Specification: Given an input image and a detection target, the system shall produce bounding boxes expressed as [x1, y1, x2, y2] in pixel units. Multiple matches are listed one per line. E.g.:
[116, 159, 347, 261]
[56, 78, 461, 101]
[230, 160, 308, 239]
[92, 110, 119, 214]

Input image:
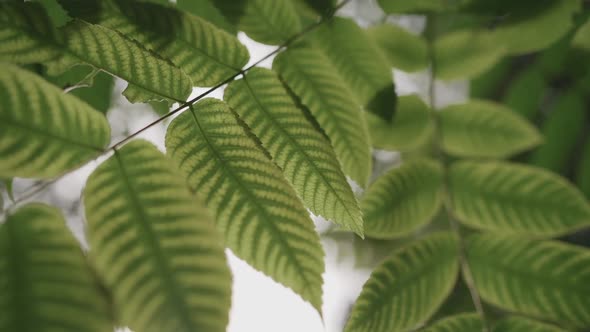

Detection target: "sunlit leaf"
[367, 24, 429, 72]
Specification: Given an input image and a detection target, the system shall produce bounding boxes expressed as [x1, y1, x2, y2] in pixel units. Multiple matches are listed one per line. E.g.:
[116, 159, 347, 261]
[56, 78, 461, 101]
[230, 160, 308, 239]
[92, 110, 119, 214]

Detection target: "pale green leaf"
[362, 159, 443, 239]
[449, 161, 590, 237]
[421, 313, 482, 332]
[165, 98, 325, 312]
[440, 100, 542, 159]
[60, 0, 249, 87]
[345, 233, 459, 332]
[493, 316, 568, 332]
[434, 30, 506, 80]
[572, 18, 590, 51]
[309, 17, 396, 120]
[466, 234, 590, 328]
[84, 140, 231, 332]
[177, 0, 237, 34]
[214, 0, 302, 45]
[0, 63, 110, 179]
[224, 68, 363, 235]
[0, 203, 112, 332]
[367, 24, 429, 72]
[366, 94, 433, 151]
[273, 44, 372, 187]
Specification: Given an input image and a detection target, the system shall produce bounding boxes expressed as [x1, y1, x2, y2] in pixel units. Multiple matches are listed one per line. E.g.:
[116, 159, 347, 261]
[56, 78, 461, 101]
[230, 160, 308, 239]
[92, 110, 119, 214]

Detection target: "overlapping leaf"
[377, 0, 452, 13]
[421, 313, 483, 332]
[224, 68, 363, 235]
[309, 17, 396, 120]
[345, 233, 459, 332]
[440, 100, 542, 159]
[0, 63, 110, 179]
[493, 316, 567, 332]
[449, 161, 590, 237]
[362, 159, 443, 239]
[367, 24, 428, 72]
[84, 140, 231, 332]
[366, 95, 433, 151]
[214, 0, 302, 45]
[466, 234, 590, 328]
[165, 98, 325, 312]
[60, 0, 249, 87]
[0, 203, 112, 332]
[177, 0, 237, 34]
[273, 44, 372, 187]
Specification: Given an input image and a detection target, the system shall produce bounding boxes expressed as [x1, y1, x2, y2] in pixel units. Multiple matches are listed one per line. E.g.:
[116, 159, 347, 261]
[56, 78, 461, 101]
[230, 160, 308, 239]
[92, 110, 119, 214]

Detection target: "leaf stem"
[425, 14, 489, 332]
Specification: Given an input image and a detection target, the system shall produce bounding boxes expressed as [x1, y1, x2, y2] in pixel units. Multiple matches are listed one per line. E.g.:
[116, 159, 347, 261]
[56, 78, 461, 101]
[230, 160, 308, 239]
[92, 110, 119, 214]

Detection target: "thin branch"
[425, 14, 489, 332]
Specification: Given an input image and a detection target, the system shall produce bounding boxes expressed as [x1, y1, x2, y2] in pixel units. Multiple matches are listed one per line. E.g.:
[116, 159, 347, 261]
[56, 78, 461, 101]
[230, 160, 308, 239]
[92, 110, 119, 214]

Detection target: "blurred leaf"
[377, 0, 461, 14]
[421, 313, 483, 332]
[440, 100, 542, 159]
[362, 159, 443, 239]
[575, 137, 590, 199]
[466, 234, 590, 328]
[35, 0, 71, 26]
[572, 18, 590, 51]
[450, 160, 590, 237]
[367, 24, 429, 72]
[177, 0, 237, 34]
[69, 72, 114, 115]
[470, 58, 512, 99]
[493, 316, 568, 332]
[502, 66, 547, 120]
[434, 30, 505, 80]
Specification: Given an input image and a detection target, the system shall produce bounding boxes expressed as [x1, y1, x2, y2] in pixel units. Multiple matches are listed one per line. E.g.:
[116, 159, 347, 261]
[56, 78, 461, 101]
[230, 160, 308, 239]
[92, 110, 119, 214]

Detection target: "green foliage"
[466, 234, 590, 328]
[0, 203, 112, 332]
[576, 138, 590, 198]
[492, 317, 567, 332]
[377, 0, 455, 14]
[439, 100, 542, 159]
[367, 24, 429, 72]
[165, 99, 325, 312]
[422, 313, 483, 332]
[224, 68, 363, 235]
[274, 44, 372, 187]
[502, 67, 547, 120]
[345, 233, 459, 332]
[449, 161, 590, 237]
[362, 159, 443, 239]
[84, 140, 231, 332]
[177, 0, 237, 34]
[0, 63, 110, 179]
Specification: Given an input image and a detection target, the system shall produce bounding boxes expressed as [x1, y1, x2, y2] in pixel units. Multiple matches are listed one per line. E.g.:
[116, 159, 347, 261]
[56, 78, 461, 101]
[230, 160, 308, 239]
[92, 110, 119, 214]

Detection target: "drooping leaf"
[177, 0, 237, 34]
[466, 234, 590, 328]
[60, 0, 249, 87]
[165, 98, 325, 312]
[0, 203, 112, 332]
[434, 30, 506, 80]
[528, 92, 587, 173]
[421, 313, 483, 332]
[366, 95, 433, 152]
[214, 0, 302, 45]
[84, 140, 231, 332]
[367, 24, 429, 72]
[361, 159, 443, 239]
[224, 68, 363, 235]
[440, 100, 542, 159]
[345, 233, 459, 332]
[449, 161, 590, 237]
[493, 316, 568, 332]
[309, 17, 396, 120]
[274, 44, 372, 187]
[0, 63, 110, 179]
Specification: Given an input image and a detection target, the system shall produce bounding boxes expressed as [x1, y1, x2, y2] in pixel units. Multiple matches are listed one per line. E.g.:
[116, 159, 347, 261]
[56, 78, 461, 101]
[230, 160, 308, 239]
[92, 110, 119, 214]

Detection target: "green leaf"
[296, 0, 336, 17]
[528, 92, 587, 173]
[68, 72, 114, 115]
[572, 18, 590, 51]
[274, 44, 372, 187]
[165, 98, 325, 312]
[177, 0, 237, 34]
[60, 0, 249, 87]
[366, 95, 433, 152]
[224, 68, 363, 235]
[493, 316, 568, 332]
[0, 63, 110, 179]
[502, 66, 547, 120]
[377, 0, 454, 13]
[575, 137, 590, 199]
[214, 0, 302, 45]
[466, 234, 590, 328]
[440, 100, 542, 159]
[361, 159, 443, 239]
[0, 203, 112, 332]
[345, 233, 459, 332]
[35, 0, 71, 27]
[489, 0, 581, 55]
[0, 2, 63, 64]
[434, 30, 506, 80]
[367, 24, 429, 72]
[84, 140, 231, 332]
[309, 17, 396, 120]
[449, 160, 590, 237]
[421, 313, 483, 332]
